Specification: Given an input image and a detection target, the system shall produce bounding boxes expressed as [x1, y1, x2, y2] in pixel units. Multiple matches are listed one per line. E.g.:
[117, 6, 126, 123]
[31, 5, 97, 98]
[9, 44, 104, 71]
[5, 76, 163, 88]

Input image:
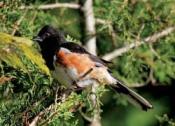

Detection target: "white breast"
[52, 63, 73, 87]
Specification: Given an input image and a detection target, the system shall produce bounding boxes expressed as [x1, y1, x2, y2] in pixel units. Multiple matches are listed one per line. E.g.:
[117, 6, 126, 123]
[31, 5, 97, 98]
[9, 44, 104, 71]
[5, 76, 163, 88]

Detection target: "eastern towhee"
[33, 25, 153, 111]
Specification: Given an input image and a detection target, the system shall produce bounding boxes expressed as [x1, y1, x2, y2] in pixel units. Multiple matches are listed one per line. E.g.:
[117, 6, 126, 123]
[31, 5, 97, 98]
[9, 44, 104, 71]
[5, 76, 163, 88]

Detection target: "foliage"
[157, 114, 175, 126]
[0, 32, 49, 75]
[0, 0, 175, 125]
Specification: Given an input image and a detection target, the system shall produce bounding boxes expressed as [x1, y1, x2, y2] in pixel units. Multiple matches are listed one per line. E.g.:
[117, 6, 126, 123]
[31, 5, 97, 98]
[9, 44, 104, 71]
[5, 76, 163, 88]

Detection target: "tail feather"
[111, 81, 153, 111]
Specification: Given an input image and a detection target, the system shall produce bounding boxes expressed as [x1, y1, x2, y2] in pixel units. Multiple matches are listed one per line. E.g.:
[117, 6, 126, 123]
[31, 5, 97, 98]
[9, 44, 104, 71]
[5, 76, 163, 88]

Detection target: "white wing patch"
[60, 47, 71, 53]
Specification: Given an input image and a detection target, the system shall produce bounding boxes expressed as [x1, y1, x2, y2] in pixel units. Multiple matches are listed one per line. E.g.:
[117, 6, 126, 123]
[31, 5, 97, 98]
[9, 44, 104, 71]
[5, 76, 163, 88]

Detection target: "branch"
[82, 1, 101, 125]
[96, 18, 112, 25]
[11, 9, 28, 35]
[0, 1, 4, 8]
[96, 18, 117, 46]
[102, 26, 175, 61]
[83, 0, 97, 55]
[90, 82, 101, 126]
[20, 3, 81, 10]
[128, 83, 148, 88]
[29, 111, 44, 126]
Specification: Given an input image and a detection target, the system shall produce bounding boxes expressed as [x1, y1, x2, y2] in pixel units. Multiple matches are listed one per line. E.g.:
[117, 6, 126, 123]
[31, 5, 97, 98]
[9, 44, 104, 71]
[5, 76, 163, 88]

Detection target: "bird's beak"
[33, 36, 43, 43]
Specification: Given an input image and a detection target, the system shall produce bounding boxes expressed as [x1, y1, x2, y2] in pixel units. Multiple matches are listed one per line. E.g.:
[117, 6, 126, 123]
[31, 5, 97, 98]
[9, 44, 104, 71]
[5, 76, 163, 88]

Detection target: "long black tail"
[111, 81, 153, 111]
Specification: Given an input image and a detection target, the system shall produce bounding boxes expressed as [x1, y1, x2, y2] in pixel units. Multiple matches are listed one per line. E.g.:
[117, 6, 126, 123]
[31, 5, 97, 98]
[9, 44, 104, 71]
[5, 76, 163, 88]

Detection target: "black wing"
[59, 42, 112, 66]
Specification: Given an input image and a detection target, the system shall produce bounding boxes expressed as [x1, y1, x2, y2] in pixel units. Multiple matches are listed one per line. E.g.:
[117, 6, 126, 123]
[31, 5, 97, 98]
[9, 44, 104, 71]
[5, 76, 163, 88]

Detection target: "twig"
[108, 22, 117, 46]
[30, 88, 81, 126]
[96, 18, 117, 46]
[0, 1, 4, 8]
[83, 0, 97, 55]
[29, 111, 44, 126]
[54, 86, 59, 111]
[102, 26, 175, 61]
[28, 91, 67, 126]
[29, 11, 37, 25]
[20, 3, 81, 10]
[0, 76, 13, 84]
[11, 9, 28, 35]
[39, 95, 82, 126]
[27, 88, 68, 126]
[128, 83, 148, 88]
[23, 112, 30, 126]
[79, 108, 93, 122]
[96, 18, 112, 25]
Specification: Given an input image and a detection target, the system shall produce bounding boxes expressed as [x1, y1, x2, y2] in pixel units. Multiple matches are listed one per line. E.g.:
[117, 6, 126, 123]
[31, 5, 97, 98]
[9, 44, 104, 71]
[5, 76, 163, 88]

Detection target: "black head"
[33, 25, 66, 70]
[33, 25, 65, 45]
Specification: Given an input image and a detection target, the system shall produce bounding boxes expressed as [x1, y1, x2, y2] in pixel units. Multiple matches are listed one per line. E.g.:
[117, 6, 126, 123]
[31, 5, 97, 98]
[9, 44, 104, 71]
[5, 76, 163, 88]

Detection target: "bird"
[33, 25, 153, 111]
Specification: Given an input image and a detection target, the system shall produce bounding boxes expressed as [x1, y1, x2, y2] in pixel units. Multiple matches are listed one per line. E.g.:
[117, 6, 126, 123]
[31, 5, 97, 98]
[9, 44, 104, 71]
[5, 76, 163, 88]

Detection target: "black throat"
[39, 37, 60, 70]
